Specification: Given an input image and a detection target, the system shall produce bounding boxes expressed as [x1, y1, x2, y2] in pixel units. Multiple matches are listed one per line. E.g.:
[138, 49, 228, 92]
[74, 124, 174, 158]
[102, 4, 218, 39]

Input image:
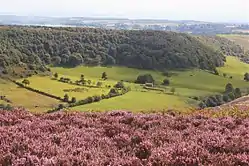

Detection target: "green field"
[1, 56, 249, 112]
[0, 79, 60, 113]
[50, 56, 249, 111]
[17, 76, 111, 100]
[72, 91, 190, 112]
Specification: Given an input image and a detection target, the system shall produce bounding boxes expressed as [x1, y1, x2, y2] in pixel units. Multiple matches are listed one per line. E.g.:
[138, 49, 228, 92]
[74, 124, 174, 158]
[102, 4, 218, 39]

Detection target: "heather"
[1, 109, 249, 165]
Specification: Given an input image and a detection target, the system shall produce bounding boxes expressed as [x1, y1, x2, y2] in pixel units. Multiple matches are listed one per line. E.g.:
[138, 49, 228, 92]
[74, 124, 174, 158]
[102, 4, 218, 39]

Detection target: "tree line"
[0, 26, 228, 76]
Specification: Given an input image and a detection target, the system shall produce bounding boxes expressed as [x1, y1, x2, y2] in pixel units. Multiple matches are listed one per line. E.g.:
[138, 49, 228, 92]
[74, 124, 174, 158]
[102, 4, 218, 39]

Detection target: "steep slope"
[196, 35, 249, 62]
[0, 26, 225, 76]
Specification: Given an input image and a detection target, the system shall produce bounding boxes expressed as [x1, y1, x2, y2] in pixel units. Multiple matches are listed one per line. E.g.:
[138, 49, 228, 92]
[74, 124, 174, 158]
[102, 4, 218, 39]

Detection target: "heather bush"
[1, 109, 249, 165]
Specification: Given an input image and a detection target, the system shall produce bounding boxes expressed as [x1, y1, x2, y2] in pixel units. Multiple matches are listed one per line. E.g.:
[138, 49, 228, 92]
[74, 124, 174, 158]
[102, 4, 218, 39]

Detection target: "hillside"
[196, 35, 246, 57]
[219, 34, 249, 50]
[0, 26, 225, 76]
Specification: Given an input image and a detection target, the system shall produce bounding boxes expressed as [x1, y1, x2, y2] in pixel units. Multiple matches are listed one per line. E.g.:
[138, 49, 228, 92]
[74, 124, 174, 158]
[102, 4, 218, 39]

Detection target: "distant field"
[52, 66, 164, 83]
[218, 34, 249, 50]
[0, 79, 60, 112]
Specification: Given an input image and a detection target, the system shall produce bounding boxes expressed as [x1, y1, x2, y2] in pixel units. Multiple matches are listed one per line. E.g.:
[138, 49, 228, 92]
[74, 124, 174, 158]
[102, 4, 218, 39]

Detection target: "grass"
[0, 55, 248, 113]
[0, 79, 60, 113]
[72, 91, 190, 112]
[52, 66, 164, 83]
[17, 76, 111, 100]
[218, 56, 249, 78]
[50, 56, 249, 112]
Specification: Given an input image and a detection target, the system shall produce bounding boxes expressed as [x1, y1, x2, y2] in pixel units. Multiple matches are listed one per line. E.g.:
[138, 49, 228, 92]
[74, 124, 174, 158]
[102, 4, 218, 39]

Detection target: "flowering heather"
[1, 109, 249, 165]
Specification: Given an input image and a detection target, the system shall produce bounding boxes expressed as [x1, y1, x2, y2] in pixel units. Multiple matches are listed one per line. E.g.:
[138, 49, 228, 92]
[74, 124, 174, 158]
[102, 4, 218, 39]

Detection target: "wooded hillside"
[0, 26, 227, 75]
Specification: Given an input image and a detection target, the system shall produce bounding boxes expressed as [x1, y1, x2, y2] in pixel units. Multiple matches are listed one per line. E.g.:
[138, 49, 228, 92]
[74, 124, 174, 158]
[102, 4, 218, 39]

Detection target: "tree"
[228, 92, 235, 100]
[71, 97, 77, 103]
[215, 95, 224, 105]
[225, 83, 234, 93]
[102, 72, 107, 80]
[162, 79, 170, 86]
[87, 80, 91, 85]
[67, 53, 83, 67]
[223, 94, 229, 102]
[80, 74, 84, 81]
[109, 88, 118, 95]
[58, 104, 64, 110]
[170, 87, 176, 94]
[22, 79, 30, 86]
[114, 81, 125, 89]
[96, 82, 103, 87]
[63, 94, 69, 102]
[244, 73, 249, 81]
[234, 88, 242, 98]
[135, 74, 154, 84]
[54, 73, 58, 79]
[213, 68, 219, 75]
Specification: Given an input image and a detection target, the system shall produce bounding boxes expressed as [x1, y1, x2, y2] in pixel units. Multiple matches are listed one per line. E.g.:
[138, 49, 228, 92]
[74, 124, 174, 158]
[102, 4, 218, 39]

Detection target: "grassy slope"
[0, 56, 246, 113]
[218, 34, 249, 50]
[51, 56, 249, 112]
[0, 79, 60, 113]
[218, 56, 249, 79]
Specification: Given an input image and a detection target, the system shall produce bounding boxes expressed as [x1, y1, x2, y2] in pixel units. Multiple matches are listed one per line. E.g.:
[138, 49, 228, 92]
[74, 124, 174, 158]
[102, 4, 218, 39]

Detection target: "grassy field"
[52, 66, 164, 83]
[72, 91, 191, 112]
[218, 56, 249, 78]
[50, 56, 249, 112]
[16, 76, 111, 100]
[0, 79, 60, 113]
[218, 34, 249, 50]
[1, 56, 249, 112]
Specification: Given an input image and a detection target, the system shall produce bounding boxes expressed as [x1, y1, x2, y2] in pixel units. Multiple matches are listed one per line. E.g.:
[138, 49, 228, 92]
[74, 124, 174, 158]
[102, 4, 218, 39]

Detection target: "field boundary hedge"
[12, 80, 65, 102]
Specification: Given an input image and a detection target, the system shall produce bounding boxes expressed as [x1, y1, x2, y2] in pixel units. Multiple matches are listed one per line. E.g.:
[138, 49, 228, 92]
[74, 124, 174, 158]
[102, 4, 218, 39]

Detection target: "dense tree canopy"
[0, 26, 228, 75]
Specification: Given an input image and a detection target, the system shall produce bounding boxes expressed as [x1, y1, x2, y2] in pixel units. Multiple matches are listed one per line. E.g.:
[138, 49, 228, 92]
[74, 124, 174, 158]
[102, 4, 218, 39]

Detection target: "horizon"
[0, 0, 248, 23]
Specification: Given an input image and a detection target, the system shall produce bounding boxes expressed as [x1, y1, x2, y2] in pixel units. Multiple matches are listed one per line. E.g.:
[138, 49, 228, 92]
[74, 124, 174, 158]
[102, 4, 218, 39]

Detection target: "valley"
[1, 55, 249, 112]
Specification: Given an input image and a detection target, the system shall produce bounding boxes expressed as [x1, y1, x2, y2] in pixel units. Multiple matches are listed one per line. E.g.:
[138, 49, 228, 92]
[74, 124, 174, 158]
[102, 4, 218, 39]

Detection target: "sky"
[0, 0, 248, 22]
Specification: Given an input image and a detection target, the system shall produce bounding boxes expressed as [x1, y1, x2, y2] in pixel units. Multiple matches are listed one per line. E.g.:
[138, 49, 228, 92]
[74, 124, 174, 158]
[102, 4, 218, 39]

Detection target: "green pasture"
[72, 91, 191, 112]
[1, 56, 249, 112]
[0, 79, 60, 112]
[17, 76, 111, 101]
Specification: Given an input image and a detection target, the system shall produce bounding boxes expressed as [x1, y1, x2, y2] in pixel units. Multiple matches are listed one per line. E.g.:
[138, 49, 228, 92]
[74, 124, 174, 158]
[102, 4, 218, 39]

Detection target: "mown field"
[1, 56, 249, 112]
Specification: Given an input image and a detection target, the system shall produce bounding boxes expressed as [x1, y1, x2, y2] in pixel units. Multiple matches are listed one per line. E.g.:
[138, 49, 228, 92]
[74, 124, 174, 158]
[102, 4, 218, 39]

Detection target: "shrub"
[114, 81, 125, 89]
[234, 88, 242, 98]
[135, 74, 154, 84]
[244, 73, 249, 81]
[71, 97, 77, 103]
[225, 83, 234, 93]
[63, 94, 69, 102]
[223, 94, 229, 102]
[162, 79, 170, 86]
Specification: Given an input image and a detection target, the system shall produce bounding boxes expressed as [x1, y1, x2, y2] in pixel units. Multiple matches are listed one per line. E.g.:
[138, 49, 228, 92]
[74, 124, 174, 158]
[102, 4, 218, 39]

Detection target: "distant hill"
[0, 26, 226, 76]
